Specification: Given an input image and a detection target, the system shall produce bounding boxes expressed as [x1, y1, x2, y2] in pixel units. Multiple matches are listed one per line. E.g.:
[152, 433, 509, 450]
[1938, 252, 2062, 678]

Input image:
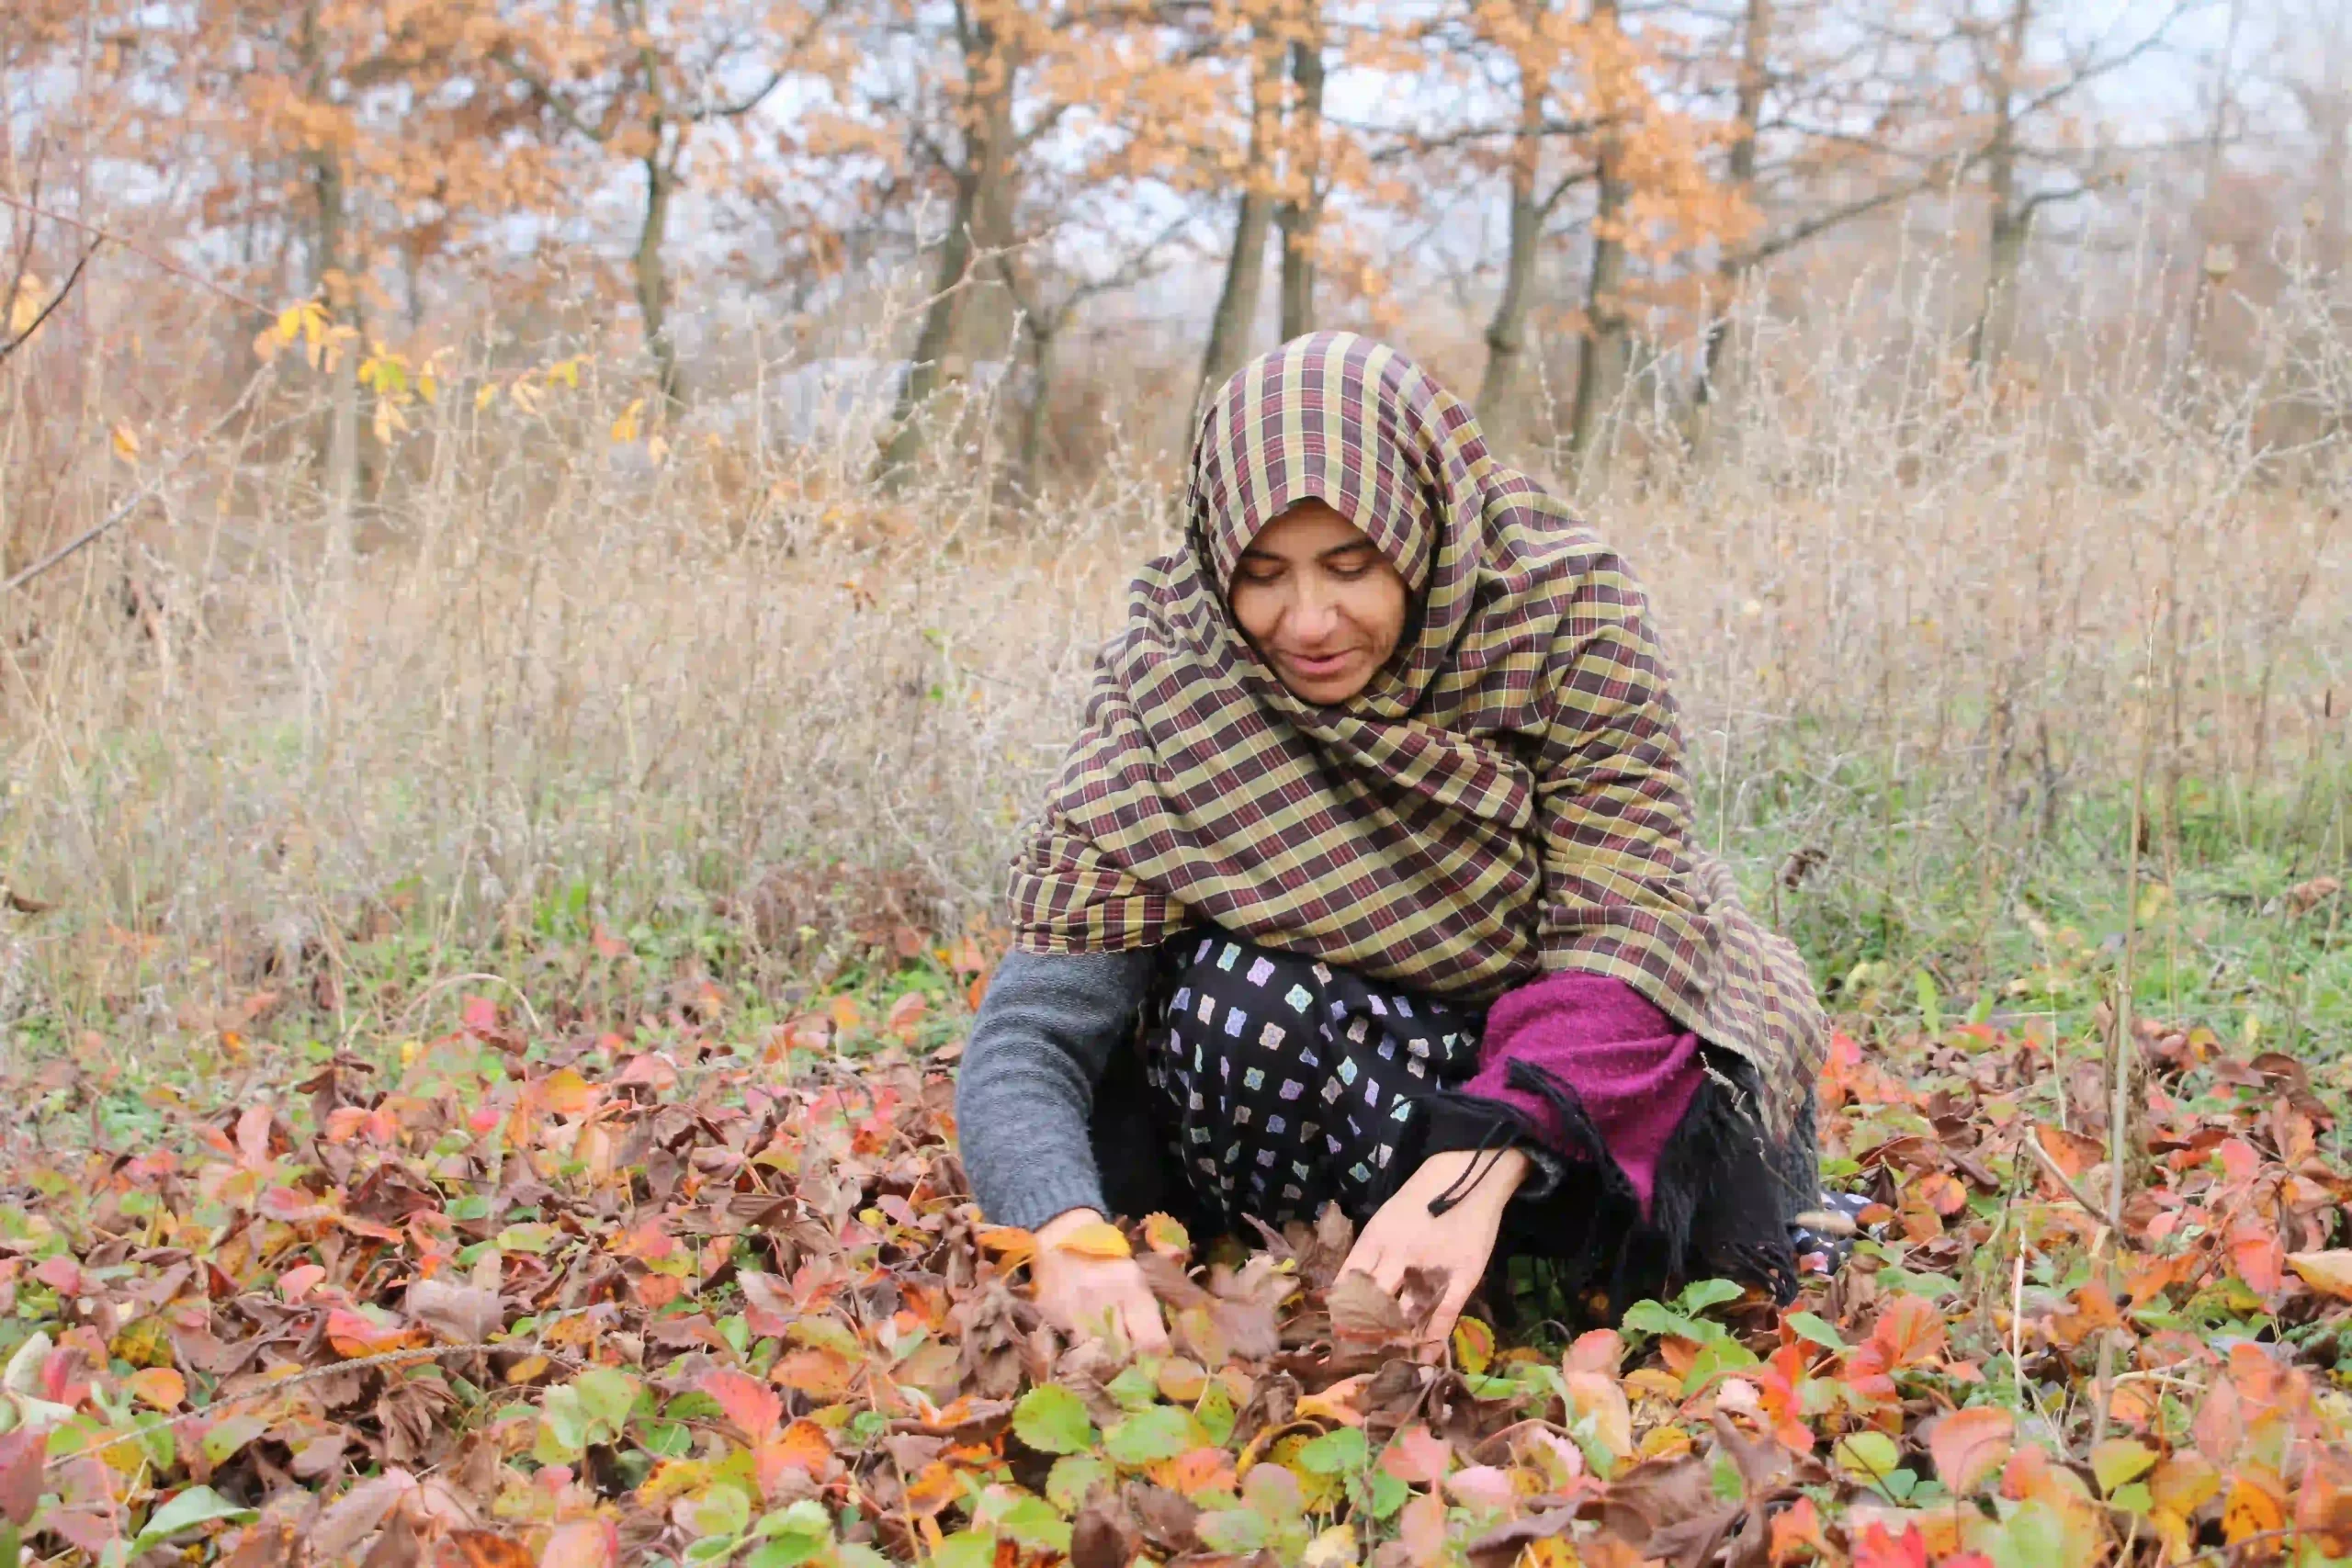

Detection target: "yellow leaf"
[503, 1354, 551, 1383]
[2288, 1249, 2352, 1300]
[610, 397, 643, 444]
[475, 382, 500, 410]
[7, 273, 43, 334]
[537, 1067, 597, 1117]
[1053, 1221, 1133, 1260]
[646, 434, 669, 464]
[111, 423, 140, 459]
[1141, 1212, 1192, 1260]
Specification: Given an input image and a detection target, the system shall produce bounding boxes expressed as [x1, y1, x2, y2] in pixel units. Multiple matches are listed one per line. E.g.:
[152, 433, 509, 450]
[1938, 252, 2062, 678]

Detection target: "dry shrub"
[0, 246, 2346, 1032]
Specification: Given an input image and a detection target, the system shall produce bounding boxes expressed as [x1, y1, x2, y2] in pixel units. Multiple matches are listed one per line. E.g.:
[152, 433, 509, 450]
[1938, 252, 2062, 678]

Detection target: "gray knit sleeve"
[955, 948, 1159, 1231]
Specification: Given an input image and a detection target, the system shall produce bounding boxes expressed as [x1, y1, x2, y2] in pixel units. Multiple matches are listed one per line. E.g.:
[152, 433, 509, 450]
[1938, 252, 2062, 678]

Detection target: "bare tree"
[495, 0, 835, 408]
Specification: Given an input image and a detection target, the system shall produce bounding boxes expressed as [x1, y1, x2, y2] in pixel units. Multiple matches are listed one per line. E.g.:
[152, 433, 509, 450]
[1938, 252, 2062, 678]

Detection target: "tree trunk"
[300, 1, 357, 578]
[956, 71, 1022, 367]
[1697, 0, 1769, 410]
[1478, 25, 1545, 443]
[1969, 0, 2031, 371]
[1013, 313, 1057, 493]
[1567, 2, 1630, 474]
[879, 11, 1018, 481]
[1275, 28, 1324, 342]
[2185, 0, 2242, 359]
[1199, 35, 1283, 400]
[635, 148, 684, 407]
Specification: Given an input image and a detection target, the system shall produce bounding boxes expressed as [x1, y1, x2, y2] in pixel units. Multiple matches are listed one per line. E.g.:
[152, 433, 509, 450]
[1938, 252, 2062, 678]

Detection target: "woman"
[956, 333, 1828, 1352]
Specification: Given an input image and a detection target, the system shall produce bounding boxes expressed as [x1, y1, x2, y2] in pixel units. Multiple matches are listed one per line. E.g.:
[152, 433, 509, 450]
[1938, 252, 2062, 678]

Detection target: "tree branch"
[0, 239, 96, 363]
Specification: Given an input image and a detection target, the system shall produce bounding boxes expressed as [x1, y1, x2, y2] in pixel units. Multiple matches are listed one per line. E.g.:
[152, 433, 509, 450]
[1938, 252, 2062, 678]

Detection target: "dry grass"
[2, 246, 2346, 1048]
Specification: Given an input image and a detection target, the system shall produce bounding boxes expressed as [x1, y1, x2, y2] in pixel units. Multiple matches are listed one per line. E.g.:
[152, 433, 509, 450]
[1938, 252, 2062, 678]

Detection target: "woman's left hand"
[1338, 1146, 1531, 1351]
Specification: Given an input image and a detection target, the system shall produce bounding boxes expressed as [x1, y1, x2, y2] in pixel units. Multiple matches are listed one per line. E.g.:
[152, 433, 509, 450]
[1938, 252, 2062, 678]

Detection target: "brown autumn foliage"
[3, 970, 2352, 1565]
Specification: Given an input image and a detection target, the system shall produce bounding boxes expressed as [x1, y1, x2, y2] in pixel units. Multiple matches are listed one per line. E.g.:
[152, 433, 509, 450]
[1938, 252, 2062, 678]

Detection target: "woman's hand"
[1030, 1208, 1170, 1354]
[1339, 1147, 1531, 1350]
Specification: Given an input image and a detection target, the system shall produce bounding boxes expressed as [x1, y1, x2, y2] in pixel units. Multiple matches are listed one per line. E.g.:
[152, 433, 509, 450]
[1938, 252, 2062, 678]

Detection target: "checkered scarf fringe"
[1005, 333, 1822, 1140]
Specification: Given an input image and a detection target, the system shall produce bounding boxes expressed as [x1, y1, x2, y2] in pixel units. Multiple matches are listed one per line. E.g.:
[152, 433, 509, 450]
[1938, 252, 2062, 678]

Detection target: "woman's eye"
[1328, 559, 1374, 581]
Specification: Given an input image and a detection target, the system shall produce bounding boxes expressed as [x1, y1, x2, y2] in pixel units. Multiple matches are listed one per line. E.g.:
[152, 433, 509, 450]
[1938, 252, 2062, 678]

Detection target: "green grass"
[1707, 751, 2348, 1059]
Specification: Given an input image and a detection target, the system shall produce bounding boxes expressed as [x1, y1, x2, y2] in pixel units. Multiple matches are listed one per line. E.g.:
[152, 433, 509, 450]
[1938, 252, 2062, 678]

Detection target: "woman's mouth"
[1280, 649, 1355, 681]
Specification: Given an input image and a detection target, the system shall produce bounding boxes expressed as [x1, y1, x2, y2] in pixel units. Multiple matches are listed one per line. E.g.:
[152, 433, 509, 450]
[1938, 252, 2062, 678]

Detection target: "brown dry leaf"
[1592, 1452, 1718, 1551]
[2284, 875, 2343, 917]
[404, 1279, 503, 1344]
[1328, 1269, 1410, 1343]
[1069, 1493, 1140, 1568]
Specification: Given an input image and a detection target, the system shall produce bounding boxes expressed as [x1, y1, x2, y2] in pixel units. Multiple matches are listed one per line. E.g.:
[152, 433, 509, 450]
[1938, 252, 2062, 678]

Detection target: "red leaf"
[1379, 1423, 1454, 1486]
[700, 1368, 782, 1440]
[0, 1429, 40, 1526]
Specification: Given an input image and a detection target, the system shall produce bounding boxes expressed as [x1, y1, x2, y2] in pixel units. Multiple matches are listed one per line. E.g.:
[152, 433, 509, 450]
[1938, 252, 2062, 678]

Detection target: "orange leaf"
[885, 992, 929, 1041]
[1914, 1170, 1968, 1217]
[123, 1368, 186, 1410]
[1928, 1405, 2013, 1495]
[325, 1307, 425, 1359]
[1869, 1294, 1947, 1369]
[2222, 1468, 2287, 1545]
[754, 1420, 836, 1495]
[438, 1530, 533, 1568]
[2229, 1225, 2285, 1294]
[975, 1226, 1037, 1273]
[2033, 1123, 2104, 1180]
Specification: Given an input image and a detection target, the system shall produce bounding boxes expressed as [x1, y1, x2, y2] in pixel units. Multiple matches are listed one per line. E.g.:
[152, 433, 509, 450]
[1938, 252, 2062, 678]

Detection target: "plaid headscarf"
[1007, 333, 1821, 1136]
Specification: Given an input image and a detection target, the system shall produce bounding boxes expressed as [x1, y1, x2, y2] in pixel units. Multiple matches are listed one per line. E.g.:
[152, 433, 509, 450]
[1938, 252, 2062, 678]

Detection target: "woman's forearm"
[953, 947, 1156, 1232]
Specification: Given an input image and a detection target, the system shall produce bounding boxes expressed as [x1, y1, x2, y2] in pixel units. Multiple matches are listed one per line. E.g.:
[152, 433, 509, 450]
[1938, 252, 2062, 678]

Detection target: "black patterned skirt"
[1086, 928, 1831, 1318]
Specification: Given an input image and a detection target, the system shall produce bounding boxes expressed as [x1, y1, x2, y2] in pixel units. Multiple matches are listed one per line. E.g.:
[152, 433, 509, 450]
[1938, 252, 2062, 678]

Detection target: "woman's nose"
[1286, 586, 1340, 641]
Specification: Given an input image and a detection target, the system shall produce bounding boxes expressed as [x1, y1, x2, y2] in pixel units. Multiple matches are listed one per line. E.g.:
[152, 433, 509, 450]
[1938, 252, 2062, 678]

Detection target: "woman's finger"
[1122, 1297, 1171, 1354]
[1422, 1277, 1478, 1356]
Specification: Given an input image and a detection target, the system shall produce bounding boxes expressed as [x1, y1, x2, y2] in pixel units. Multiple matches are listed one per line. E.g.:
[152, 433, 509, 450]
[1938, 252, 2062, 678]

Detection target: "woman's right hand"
[1031, 1208, 1170, 1354]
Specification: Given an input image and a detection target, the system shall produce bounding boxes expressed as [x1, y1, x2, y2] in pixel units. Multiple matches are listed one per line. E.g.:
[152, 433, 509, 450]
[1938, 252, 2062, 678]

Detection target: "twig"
[386, 971, 546, 1038]
[4, 367, 273, 594]
[2095, 593, 2160, 1449]
[1, 477, 168, 593]
[0, 239, 98, 363]
[43, 1326, 590, 1472]
[0, 192, 273, 316]
[2023, 1129, 2109, 1224]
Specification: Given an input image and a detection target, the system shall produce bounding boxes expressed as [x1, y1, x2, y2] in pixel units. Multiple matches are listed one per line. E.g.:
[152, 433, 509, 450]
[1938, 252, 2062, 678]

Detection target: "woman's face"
[1226, 501, 1410, 705]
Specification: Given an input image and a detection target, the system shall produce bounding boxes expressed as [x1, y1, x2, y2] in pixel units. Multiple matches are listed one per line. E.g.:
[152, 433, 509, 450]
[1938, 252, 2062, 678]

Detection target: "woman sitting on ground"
[956, 332, 1829, 1351]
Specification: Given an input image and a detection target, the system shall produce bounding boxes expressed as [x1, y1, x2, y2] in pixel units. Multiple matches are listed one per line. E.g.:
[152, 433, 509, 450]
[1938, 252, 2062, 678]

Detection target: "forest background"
[0, 0, 2350, 1562]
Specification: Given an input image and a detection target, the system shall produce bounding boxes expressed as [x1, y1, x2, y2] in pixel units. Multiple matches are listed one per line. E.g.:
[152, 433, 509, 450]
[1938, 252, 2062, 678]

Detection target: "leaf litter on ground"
[2, 996, 2351, 1565]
